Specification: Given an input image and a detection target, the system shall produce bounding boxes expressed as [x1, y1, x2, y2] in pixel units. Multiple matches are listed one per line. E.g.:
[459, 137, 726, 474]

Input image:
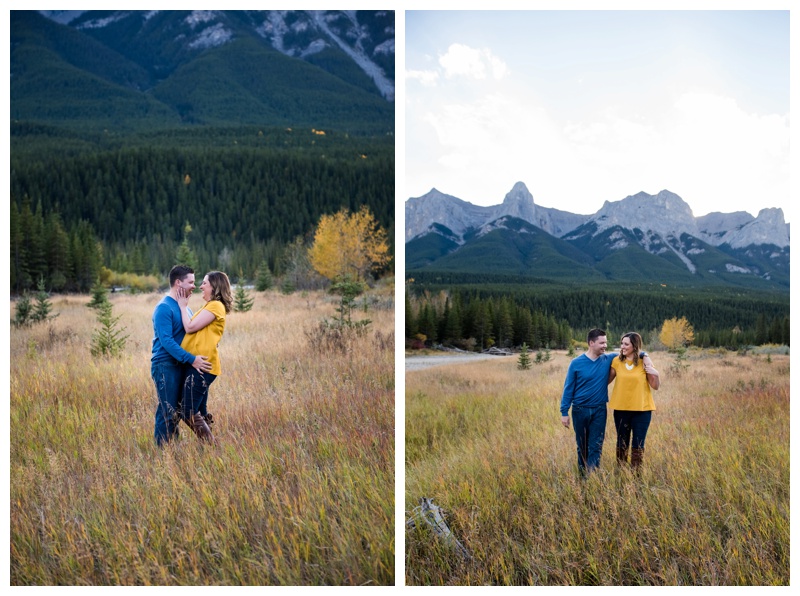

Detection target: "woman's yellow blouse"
[180, 300, 226, 376]
[609, 357, 656, 411]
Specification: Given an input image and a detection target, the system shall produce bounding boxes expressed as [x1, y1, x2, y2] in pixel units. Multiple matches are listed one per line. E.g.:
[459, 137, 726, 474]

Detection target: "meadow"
[10, 286, 394, 585]
[405, 349, 789, 585]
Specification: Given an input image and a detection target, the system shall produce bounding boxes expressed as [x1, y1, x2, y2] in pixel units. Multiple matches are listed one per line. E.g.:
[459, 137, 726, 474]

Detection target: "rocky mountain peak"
[497, 181, 536, 222]
[591, 189, 698, 238]
[720, 207, 789, 249]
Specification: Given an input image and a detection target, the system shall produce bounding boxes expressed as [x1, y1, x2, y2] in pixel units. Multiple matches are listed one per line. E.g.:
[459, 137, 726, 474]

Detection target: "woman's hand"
[177, 287, 190, 309]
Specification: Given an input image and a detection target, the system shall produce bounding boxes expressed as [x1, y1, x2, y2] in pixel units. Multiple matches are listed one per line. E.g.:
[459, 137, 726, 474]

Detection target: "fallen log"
[406, 497, 472, 561]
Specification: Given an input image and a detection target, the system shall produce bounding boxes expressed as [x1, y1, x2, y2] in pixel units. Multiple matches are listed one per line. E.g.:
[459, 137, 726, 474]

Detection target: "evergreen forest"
[406, 272, 789, 351]
[10, 126, 394, 293]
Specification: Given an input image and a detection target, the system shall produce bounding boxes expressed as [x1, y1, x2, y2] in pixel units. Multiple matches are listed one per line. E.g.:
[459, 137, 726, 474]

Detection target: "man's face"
[588, 335, 607, 356]
[176, 274, 196, 294]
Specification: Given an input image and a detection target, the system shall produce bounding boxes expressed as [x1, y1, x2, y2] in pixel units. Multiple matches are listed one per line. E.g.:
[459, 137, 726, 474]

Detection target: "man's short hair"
[169, 265, 194, 287]
[587, 328, 607, 344]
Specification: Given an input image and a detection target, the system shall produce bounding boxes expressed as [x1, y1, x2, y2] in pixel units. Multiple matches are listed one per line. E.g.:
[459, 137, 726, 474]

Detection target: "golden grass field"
[10, 286, 394, 585]
[405, 349, 789, 585]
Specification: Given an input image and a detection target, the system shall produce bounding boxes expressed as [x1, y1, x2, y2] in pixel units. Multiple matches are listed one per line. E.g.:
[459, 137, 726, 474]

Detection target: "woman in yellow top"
[177, 271, 233, 443]
[608, 332, 660, 470]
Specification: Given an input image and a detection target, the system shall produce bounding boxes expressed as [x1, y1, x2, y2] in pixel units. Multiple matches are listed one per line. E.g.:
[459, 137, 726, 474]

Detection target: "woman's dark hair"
[619, 332, 643, 366]
[206, 271, 233, 314]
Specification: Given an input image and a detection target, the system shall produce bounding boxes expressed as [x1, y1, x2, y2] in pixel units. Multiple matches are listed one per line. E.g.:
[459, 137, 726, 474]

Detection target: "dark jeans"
[571, 404, 607, 473]
[614, 410, 652, 451]
[152, 360, 183, 446]
[181, 367, 217, 423]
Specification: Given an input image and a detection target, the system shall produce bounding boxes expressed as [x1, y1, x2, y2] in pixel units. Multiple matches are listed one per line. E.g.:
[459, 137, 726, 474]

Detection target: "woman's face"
[200, 276, 212, 301]
[620, 336, 634, 358]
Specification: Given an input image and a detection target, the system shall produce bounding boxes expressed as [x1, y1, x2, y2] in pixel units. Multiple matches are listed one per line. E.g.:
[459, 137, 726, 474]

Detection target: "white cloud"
[408, 86, 789, 218]
[406, 69, 440, 87]
[438, 43, 509, 80]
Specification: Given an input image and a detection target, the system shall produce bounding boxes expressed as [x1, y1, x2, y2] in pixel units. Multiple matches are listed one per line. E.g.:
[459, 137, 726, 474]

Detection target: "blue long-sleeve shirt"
[559, 353, 615, 416]
[151, 295, 195, 366]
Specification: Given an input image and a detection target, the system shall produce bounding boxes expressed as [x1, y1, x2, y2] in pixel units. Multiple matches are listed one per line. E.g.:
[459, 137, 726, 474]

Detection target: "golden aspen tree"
[659, 316, 695, 350]
[308, 206, 390, 281]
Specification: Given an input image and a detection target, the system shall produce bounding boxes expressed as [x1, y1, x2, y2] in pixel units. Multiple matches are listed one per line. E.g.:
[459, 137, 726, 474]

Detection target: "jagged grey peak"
[494, 181, 538, 223]
[718, 208, 789, 249]
[697, 211, 754, 244]
[405, 182, 589, 242]
[590, 190, 700, 239]
[405, 188, 493, 242]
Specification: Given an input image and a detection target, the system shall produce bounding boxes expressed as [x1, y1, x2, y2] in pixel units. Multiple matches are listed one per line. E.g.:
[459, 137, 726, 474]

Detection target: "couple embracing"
[560, 328, 661, 475]
[151, 264, 233, 446]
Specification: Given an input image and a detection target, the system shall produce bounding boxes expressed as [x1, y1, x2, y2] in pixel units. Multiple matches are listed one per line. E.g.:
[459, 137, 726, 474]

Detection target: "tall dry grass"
[11, 287, 394, 585]
[405, 350, 789, 585]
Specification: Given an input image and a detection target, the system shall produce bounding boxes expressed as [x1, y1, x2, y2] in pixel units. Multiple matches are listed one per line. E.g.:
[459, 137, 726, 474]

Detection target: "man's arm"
[560, 362, 576, 427]
[153, 304, 205, 367]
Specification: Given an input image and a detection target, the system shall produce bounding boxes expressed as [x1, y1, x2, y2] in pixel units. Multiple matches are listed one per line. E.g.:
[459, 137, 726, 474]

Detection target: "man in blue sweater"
[151, 265, 211, 446]
[560, 328, 615, 474]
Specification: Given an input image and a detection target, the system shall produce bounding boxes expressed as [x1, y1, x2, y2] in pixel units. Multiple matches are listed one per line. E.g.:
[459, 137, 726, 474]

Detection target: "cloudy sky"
[405, 9, 791, 221]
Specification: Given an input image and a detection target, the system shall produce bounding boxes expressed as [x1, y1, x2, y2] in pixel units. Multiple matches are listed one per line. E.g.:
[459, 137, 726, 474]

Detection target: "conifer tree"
[280, 277, 296, 295]
[175, 222, 197, 271]
[517, 343, 532, 370]
[91, 301, 129, 358]
[234, 285, 254, 312]
[32, 276, 57, 323]
[255, 262, 274, 291]
[87, 278, 110, 310]
[13, 292, 33, 327]
[405, 293, 418, 339]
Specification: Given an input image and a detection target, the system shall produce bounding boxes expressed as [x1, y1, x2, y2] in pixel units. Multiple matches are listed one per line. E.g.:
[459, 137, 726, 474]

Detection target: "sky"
[405, 9, 791, 221]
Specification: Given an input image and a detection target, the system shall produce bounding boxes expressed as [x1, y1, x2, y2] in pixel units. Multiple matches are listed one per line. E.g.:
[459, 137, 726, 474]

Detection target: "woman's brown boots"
[187, 412, 216, 444]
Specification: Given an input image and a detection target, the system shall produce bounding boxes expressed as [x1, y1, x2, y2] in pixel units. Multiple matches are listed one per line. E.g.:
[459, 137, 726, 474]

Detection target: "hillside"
[11, 10, 394, 135]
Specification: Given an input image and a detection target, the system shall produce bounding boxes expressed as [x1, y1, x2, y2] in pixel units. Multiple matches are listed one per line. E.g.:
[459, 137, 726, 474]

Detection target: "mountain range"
[405, 182, 790, 289]
[11, 10, 394, 134]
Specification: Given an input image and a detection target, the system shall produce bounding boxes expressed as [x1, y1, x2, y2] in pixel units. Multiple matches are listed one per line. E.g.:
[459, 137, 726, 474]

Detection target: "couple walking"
[560, 328, 661, 474]
[151, 265, 233, 446]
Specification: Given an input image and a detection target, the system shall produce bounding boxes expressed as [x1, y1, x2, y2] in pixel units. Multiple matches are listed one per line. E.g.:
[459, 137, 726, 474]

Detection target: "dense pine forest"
[406, 272, 789, 350]
[10, 126, 394, 293]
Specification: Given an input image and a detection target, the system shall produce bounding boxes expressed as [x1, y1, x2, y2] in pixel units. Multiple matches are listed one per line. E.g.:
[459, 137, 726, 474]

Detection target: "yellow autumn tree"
[660, 316, 695, 351]
[308, 206, 391, 281]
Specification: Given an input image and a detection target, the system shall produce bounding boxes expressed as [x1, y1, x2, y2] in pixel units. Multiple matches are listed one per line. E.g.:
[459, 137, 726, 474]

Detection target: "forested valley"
[406, 273, 790, 351]
[10, 126, 394, 293]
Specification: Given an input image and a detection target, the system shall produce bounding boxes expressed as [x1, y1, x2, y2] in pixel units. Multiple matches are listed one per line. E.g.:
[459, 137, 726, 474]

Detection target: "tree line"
[406, 282, 790, 350]
[406, 291, 573, 351]
[10, 141, 394, 293]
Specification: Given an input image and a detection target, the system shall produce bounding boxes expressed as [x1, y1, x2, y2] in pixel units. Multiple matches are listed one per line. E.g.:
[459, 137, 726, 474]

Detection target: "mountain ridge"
[405, 182, 789, 289]
[12, 10, 394, 135]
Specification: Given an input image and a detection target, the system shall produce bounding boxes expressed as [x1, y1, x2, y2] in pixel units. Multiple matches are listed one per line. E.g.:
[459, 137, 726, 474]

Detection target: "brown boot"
[188, 412, 216, 444]
[616, 447, 629, 466]
[631, 448, 644, 472]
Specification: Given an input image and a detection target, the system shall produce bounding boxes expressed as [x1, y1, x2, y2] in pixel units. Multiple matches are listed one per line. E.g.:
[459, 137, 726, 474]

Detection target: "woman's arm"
[608, 367, 616, 385]
[177, 292, 216, 334]
[184, 308, 215, 334]
[643, 355, 660, 390]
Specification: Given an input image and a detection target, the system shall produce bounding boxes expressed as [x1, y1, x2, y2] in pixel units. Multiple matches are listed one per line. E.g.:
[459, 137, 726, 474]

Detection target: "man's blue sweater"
[151, 295, 195, 366]
[560, 353, 615, 416]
